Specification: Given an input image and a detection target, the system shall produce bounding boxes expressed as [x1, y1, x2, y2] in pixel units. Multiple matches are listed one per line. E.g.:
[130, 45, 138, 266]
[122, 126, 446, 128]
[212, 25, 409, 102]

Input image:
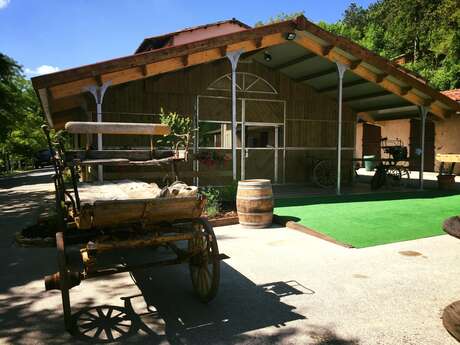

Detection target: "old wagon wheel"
[385, 166, 402, 187]
[398, 167, 410, 188]
[74, 305, 136, 343]
[313, 160, 336, 188]
[56, 231, 73, 332]
[188, 218, 220, 303]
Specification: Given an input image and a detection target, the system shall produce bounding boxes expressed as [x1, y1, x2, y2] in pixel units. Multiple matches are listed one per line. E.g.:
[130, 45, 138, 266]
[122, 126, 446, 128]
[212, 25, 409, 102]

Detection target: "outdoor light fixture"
[285, 32, 296, 41]
[264, 51, 272, 62]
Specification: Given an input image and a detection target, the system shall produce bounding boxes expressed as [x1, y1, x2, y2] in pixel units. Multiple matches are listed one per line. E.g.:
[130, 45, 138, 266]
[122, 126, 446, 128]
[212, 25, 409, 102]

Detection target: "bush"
[199, 186, 220, 218]
[219, 181, 238, 202]
[156, 110, 192, 150]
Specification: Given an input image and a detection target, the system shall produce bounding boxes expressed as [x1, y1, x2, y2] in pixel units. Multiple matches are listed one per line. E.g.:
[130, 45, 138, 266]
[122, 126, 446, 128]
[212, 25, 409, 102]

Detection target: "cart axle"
[44, 252, 229, 292]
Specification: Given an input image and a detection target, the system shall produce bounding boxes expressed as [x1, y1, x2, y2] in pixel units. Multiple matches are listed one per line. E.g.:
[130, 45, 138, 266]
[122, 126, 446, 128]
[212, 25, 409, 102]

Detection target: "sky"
[0, 0, 374, 78]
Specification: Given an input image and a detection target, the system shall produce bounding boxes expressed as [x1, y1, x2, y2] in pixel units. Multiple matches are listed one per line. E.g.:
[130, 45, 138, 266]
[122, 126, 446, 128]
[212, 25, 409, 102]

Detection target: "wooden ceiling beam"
[140, 65, 148, 76]
[240, 47, 264, 61]
[318, 79, 369, 93]
[400, 86, 412, 95]
[219, 45, 227, 57]
[49, 77, 97, 99]
[271, 52, 316, 70]
[181, 55, 188, 66]
[50, 95, 84, 113]
[357, 103, 413, 113]
[295, 67, 337, 82]
[344, 91, 390, 102]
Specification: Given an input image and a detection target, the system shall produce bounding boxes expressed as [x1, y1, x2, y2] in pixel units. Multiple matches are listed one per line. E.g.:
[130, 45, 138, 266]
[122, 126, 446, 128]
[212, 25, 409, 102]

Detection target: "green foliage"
[254, 11, 305, 27]
[0, 53, 47, 170]
[156, 110, 192, 149]
[199, 186, 220, 218]
[320, 0, 460, 90]
[219, 180, 238, 202]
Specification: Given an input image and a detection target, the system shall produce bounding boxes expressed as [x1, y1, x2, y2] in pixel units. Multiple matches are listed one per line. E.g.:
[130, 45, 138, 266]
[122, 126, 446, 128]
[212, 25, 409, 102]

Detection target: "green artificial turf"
[275, 191, 460, 248]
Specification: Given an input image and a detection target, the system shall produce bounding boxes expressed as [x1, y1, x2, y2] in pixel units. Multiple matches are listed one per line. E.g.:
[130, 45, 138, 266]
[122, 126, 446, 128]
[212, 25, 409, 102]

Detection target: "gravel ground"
[0, 169, 459, 344]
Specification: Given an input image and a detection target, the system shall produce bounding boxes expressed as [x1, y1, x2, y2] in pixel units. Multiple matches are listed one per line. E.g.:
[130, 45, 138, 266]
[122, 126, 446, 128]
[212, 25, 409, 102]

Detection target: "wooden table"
[436, 153, 460, 175]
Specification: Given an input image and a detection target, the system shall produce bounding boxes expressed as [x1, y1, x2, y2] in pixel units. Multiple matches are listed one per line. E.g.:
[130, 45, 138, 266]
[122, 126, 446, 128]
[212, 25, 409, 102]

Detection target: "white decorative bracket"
[84, 81, 111, 182]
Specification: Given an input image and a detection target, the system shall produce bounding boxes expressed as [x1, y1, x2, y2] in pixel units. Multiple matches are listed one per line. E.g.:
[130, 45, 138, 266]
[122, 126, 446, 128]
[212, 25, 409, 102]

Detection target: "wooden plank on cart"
[436, 154, 460, 163]
[75, 196, 205, 229]
[65, 121, 171, 136]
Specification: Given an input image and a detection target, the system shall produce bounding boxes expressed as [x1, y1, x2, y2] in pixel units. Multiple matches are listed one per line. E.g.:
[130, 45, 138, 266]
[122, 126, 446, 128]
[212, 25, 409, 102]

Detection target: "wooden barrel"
[236, 179, 273, 228]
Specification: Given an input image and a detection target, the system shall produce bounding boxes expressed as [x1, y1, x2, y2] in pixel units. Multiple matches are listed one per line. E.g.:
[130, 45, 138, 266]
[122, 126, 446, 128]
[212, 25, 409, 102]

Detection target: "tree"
[0, 53, 23, 142]
[0, 53, 47, 171]
[318, 0, 459, 90]
[254, 11, 305, 27]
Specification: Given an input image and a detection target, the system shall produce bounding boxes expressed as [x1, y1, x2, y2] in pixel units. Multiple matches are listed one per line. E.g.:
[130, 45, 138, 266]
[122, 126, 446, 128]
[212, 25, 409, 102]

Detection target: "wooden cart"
[42, 122, 221, 332]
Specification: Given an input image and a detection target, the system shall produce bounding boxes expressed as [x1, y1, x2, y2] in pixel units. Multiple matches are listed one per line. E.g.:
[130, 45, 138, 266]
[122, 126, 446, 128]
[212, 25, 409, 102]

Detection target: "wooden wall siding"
[285, 150, 354, 183]
[286, 120, 354, 148]
[198, 97, 242, 122]
[245, 100, 284, 123]
[82, 58, 356, 184]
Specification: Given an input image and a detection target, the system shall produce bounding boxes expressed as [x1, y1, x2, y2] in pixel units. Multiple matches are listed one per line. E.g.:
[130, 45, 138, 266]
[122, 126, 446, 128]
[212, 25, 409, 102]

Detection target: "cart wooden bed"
[42, 122, 221, 333]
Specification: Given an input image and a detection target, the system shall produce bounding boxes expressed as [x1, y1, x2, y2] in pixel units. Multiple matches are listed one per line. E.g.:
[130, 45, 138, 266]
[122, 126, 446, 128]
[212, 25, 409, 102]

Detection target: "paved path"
[0, 170, 459, 344]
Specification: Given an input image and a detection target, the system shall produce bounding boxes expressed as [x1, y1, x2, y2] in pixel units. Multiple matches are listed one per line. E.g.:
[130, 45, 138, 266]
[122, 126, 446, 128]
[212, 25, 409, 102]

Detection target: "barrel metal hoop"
[237, 186, 272, 190]
[237, 211, 273, 216]
[236, 195, 273, 200]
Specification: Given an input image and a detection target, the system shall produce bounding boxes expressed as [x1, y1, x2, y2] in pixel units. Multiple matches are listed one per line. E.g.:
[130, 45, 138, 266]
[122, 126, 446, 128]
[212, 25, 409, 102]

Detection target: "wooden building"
[31, 16, 460, 191]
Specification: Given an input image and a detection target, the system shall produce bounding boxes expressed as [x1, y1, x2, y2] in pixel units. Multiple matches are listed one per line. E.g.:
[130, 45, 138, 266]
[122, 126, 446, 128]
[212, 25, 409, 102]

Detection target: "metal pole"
[336, 62, 347, 195]
[227, 50, 243, 181]
[418, 106, 428, 190]
[86, 82, 111, 182]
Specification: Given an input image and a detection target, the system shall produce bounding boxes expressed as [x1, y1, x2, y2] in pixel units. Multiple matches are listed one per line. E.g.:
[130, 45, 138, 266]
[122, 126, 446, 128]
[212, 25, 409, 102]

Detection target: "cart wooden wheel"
[399, 167, 410, 188]
[56, 231, 73, 332]
[188, 218, 220, 303]
[313, 159, 336, 188]
[385, 166, 402, 187]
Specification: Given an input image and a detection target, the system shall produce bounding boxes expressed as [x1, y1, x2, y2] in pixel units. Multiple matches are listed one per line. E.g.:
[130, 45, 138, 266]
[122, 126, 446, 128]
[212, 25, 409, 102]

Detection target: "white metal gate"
[196, 95, 286, 185]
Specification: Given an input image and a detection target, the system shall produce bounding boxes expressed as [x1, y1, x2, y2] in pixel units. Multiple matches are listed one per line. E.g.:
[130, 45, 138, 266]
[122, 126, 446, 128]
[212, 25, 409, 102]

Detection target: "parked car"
[34, 149, 52, 168]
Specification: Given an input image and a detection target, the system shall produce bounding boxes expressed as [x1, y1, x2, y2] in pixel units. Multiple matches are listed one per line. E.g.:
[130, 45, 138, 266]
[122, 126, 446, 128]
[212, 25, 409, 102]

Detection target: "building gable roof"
[31, 15, 460, 127]
[135, 18, 251, 54]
